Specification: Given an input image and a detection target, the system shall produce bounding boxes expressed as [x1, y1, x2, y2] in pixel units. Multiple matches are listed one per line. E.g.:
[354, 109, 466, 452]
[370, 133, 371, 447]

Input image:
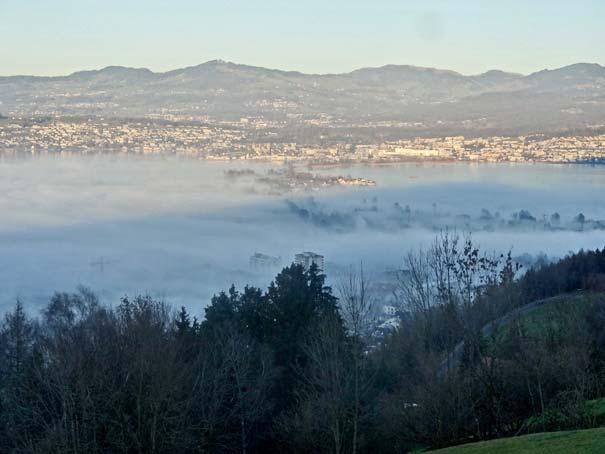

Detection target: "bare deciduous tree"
[338, 264, 376, 454]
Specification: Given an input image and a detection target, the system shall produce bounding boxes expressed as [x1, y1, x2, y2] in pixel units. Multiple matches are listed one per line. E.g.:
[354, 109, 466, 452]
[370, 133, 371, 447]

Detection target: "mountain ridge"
[2, 60, 603, 80]
[2, 60, 605, 135]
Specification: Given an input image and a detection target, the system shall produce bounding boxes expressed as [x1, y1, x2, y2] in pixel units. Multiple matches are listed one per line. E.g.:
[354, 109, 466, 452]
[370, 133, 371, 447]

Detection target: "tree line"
[1, 233, 605, 453]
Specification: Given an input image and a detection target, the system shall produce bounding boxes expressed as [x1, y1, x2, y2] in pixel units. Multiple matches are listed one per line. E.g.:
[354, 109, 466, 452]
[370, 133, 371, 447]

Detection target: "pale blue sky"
[1, 0, 604, 76]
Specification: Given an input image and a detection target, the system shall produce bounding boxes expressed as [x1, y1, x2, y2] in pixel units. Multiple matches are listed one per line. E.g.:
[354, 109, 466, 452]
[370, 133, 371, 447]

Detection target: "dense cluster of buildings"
[352, 135, 605, 163]
[0, 119, 243, 156]
[1, 118, 604, 164]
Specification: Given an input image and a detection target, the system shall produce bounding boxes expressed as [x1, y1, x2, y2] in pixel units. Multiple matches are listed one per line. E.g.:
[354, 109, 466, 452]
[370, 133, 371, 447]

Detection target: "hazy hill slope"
[440, 291, 603, 375]
[1, 61, 605, 133]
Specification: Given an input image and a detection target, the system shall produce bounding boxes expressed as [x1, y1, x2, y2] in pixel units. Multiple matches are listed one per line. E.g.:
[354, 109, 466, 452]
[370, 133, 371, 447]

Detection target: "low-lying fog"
[2, 155, 604, 313]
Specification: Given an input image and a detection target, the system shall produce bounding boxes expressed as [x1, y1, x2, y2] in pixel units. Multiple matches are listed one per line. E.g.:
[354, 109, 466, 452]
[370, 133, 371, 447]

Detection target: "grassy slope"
[518, 292, 602, 334]
[493, 291, 603, 345]
[431, 294, 605, 452]
[430, 427, 605, 453]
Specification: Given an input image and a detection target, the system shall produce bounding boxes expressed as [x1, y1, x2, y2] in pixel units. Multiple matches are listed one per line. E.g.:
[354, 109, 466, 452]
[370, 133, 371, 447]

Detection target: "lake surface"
[1, 155, 604, 313]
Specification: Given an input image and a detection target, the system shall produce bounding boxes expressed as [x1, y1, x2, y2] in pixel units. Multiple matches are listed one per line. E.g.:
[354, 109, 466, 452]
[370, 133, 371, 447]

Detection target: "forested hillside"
[1, 235, 605, 453]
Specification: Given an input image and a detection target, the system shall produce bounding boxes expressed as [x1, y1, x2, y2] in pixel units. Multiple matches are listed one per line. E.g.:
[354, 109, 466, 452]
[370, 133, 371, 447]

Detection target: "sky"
[1, 0, 604, 76]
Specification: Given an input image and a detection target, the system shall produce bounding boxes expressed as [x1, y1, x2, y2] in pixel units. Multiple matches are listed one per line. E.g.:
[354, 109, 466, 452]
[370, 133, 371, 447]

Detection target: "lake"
[1, 155, 604, 313]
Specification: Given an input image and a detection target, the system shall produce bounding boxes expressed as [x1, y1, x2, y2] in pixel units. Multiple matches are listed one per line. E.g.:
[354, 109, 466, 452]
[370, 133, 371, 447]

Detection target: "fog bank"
[1, 156, 604, 313]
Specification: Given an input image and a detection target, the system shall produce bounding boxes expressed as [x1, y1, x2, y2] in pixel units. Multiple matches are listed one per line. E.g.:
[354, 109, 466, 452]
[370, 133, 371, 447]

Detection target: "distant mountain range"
[2, 61, 605, 135]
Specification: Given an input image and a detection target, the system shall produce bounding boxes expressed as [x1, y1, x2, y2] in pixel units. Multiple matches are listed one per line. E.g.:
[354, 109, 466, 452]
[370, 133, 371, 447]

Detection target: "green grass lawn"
[430, 427, 605, 453]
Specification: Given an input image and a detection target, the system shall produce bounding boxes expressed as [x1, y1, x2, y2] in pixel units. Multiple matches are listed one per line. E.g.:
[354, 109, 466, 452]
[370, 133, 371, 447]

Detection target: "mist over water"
[2, 155, 604, 313]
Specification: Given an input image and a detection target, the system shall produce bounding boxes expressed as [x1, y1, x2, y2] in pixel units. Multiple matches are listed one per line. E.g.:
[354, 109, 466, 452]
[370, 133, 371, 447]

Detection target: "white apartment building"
[294, 252, 324, 271]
